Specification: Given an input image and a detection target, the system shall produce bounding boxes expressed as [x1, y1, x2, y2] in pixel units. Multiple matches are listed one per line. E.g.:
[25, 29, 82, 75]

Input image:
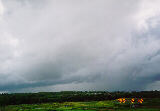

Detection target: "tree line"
[0, 90, 159, 106]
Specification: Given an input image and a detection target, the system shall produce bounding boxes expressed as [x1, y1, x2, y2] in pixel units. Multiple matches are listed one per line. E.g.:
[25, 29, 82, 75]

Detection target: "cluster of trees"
[0, 90, 159, 106]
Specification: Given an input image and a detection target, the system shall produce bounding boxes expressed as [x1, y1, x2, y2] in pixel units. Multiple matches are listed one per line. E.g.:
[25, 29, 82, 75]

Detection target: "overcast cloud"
[0, 0, 160, 92]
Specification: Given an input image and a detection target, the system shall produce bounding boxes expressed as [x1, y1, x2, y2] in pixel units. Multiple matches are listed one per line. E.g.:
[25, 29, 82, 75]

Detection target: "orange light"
[122, 98, 126, 103]
[138, 98, 143, 104]
[117, 98, 126, 103]
[117, 98, 123, 103]
[131, 98, 135, 103]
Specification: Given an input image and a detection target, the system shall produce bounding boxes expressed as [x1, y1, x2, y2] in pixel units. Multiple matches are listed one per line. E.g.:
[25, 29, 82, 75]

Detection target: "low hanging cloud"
[0, 0, 160, 92]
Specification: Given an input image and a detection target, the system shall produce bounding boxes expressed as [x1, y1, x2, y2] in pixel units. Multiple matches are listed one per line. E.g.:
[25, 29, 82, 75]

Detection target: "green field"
[2, 98, 160, 111]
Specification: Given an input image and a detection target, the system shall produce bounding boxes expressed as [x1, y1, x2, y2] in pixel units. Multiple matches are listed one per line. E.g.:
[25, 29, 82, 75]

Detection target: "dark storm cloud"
[0, 0, 160, 92]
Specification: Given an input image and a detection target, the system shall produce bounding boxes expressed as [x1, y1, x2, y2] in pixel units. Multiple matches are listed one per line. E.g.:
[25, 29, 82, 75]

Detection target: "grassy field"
[3, 98, 160, 111]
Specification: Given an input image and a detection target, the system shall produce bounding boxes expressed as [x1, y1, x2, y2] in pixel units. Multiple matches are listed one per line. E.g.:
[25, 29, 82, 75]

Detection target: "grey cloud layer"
[0, 0, 160, 92]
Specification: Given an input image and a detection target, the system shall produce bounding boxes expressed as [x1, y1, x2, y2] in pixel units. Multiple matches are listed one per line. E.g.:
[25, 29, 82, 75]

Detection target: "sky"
[0, 0, 160, 92]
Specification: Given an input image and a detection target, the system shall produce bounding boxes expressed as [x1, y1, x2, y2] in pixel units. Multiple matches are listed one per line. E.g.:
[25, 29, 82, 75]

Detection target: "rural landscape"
[0, 91, 160, 111]
[1, 0, 160, 111]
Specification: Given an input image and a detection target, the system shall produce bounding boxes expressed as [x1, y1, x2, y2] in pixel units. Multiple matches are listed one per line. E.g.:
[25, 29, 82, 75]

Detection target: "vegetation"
[3, 98, 160, 111]
[0, 91, 159, 110]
